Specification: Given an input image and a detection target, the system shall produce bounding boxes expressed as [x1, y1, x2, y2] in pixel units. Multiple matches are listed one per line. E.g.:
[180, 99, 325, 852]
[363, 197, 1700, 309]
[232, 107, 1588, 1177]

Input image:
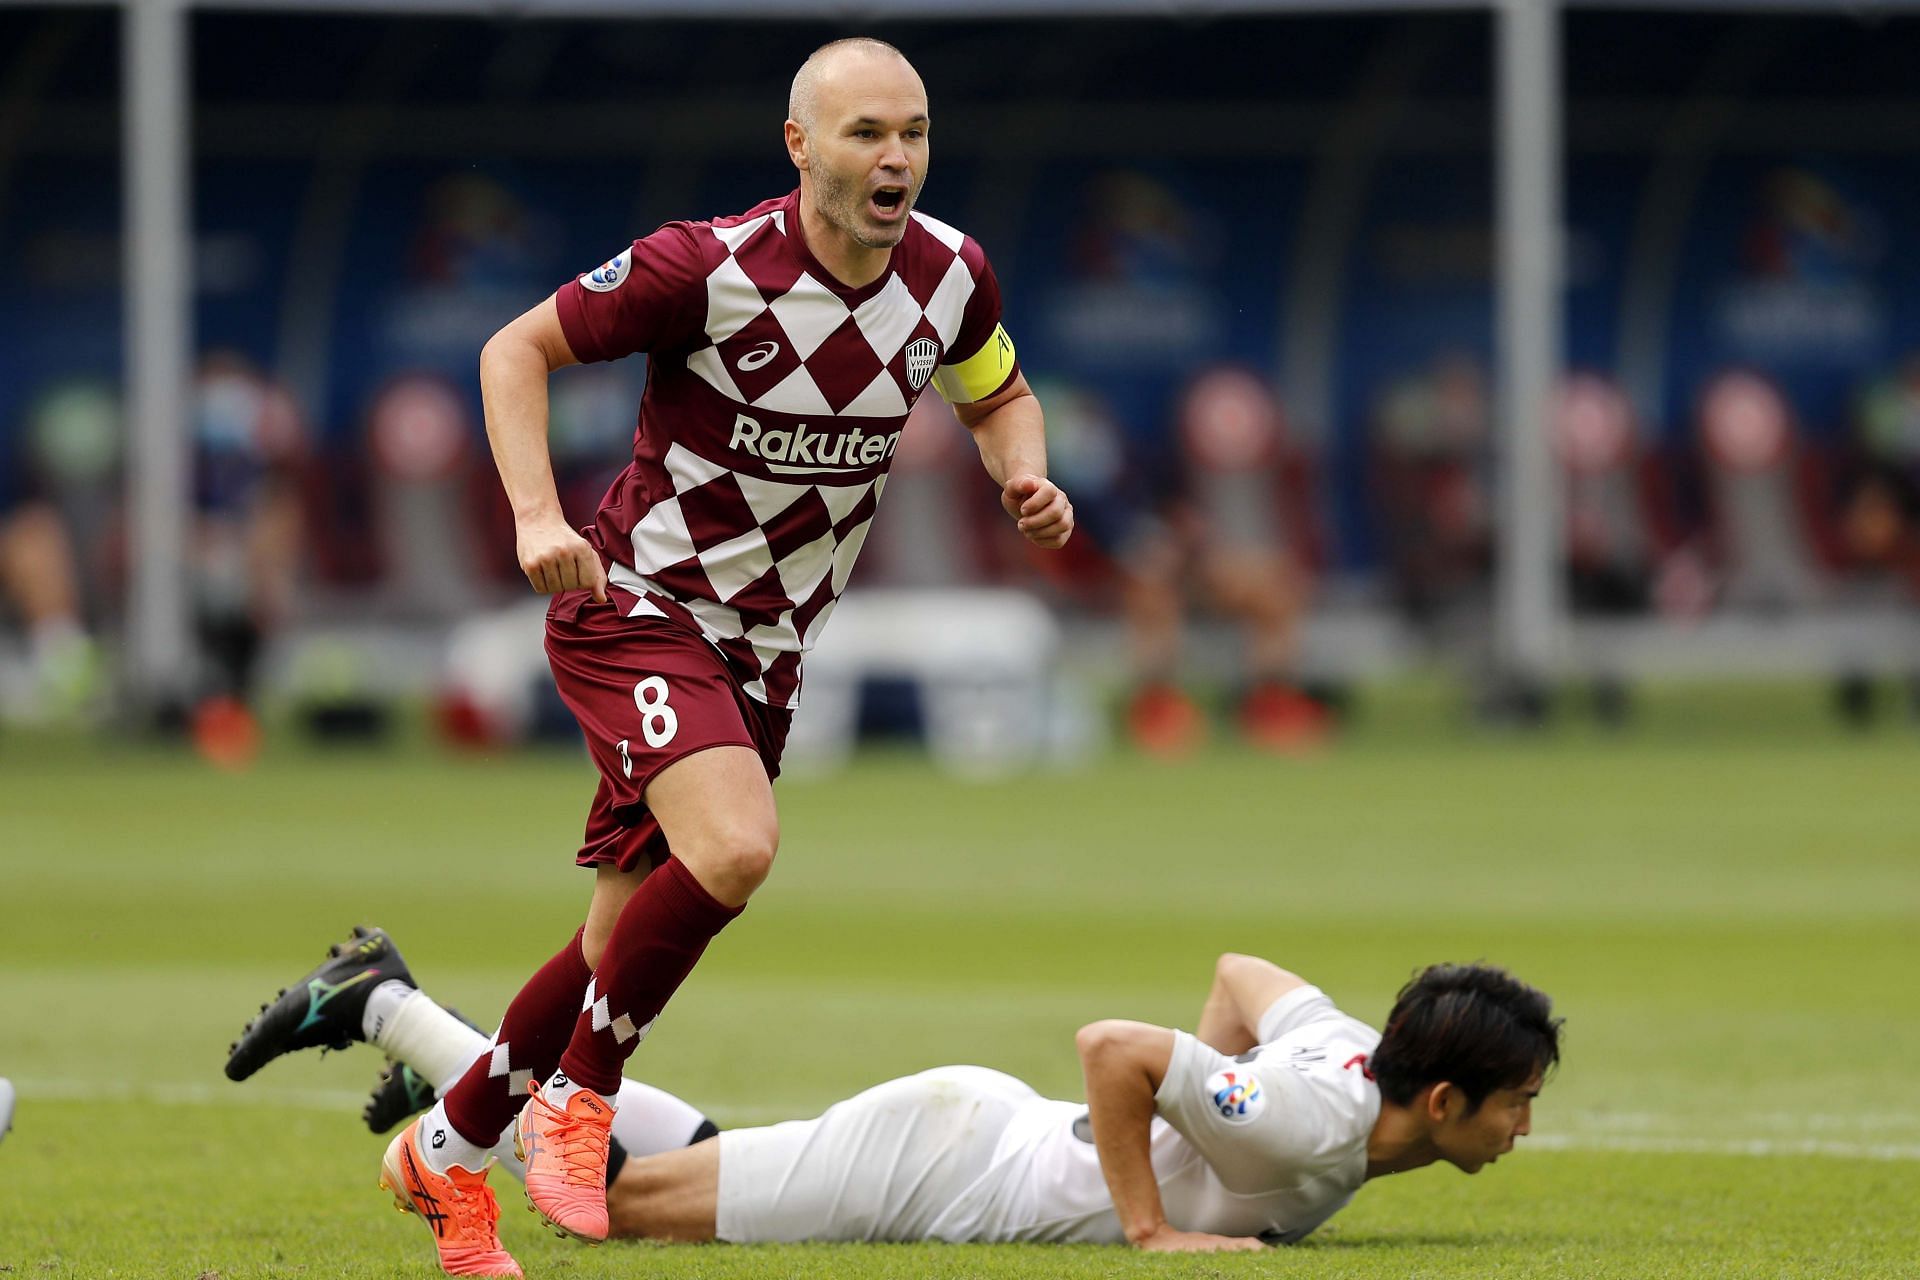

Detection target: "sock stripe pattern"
[557, 857, 741, 1096]
[440, 927, 591, 1147]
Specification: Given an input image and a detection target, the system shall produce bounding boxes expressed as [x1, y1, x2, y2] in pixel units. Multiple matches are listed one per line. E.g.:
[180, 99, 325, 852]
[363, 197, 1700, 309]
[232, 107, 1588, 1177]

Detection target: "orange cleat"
[378, 1122, 522, 1278]
[1240, 682, 1329, 754]
[514, 1081, 613, 1243]
[1127, 683, 1205, 758]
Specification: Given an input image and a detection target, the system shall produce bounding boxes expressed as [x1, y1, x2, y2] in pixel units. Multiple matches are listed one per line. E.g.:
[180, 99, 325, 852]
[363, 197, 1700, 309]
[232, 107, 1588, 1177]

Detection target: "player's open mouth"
[870, 187, 907, 219]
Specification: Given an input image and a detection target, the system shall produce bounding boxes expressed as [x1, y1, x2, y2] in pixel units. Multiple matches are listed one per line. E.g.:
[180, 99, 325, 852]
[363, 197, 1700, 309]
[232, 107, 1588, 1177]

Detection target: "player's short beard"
[815, 162, 916, 251]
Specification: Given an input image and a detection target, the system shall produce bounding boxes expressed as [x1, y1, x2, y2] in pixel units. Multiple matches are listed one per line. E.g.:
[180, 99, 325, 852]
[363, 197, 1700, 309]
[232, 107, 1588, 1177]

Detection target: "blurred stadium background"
[6, 0, 1920, 753]
[3, 3, 1920, 1276]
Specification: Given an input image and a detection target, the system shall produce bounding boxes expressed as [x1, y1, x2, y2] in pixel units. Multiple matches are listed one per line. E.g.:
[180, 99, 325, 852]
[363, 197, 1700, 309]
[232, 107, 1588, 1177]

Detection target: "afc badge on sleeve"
[581, 250, 633, 292]
[1205, 1068, 1265, 1123]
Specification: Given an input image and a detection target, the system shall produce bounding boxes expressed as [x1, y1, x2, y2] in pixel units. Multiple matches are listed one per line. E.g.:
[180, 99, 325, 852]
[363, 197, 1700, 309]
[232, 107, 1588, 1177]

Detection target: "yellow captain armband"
[932, 323, 1018, 404]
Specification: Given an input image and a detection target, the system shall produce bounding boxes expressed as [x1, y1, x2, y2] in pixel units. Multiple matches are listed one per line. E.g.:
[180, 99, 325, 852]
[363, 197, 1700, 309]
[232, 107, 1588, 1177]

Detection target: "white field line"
[14, 1078, 1920, 1162]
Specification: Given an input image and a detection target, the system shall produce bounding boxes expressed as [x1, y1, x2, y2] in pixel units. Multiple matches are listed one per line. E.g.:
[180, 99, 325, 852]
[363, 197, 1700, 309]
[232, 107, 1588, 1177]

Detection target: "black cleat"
[362, 1005, 485, 1134]
[224, 925, 413, 1082]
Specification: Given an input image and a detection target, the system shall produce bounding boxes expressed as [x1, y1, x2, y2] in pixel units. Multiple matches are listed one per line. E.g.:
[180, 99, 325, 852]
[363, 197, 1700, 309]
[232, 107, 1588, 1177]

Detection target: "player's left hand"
[1134, 1226, 1266, 1253]
[1002, 474, 1073, 549]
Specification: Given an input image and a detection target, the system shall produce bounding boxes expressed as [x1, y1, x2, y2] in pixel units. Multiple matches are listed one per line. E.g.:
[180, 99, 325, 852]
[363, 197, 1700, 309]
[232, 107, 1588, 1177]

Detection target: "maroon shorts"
[546, 591, 791, 873]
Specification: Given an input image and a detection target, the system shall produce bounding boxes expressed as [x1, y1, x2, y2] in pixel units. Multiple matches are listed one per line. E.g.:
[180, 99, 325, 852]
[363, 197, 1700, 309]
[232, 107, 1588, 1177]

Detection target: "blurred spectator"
[1840, 355, 1920, 597]
[1827, 357, 1920, 725]
[1124, 368, 1324, 754]
[0, 381, 116, 723]
[1371, 353, 1494, 636]
[359, 373, 504, 617]
[192, 352, 308, 703]
[1555, 373, 1686, 616]
[1692, 369, 1836, 613]
[1028, 369, 1322, 755]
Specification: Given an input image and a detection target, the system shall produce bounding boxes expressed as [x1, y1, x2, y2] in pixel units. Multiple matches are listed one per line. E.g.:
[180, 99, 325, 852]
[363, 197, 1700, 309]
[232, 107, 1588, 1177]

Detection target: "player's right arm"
[479, 294, 606, 602]
[1195, 954, 1311, 1055]
[1075, 1019, 1265, 1253]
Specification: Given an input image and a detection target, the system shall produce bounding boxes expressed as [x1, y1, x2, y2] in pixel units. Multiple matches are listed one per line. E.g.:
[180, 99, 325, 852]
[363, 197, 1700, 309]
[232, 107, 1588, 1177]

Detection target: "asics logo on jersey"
[295, 967, 379, 1033]
[729, 412, 903, 474]
[737, 341, 781, 372]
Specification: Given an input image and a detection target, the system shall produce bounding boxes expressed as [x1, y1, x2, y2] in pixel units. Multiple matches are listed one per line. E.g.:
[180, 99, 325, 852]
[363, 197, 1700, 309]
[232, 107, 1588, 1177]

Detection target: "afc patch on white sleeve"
[1204, 1068, 1265, 1124]
[581, 249, 632, 293]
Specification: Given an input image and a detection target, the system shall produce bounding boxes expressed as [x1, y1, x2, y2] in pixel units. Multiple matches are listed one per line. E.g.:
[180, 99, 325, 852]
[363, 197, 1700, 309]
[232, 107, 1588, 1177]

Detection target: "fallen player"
[228, 927, 1560, 1252]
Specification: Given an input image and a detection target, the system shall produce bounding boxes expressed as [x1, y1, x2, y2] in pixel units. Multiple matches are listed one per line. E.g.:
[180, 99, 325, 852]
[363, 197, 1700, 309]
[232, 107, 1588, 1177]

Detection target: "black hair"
[1369, 963, 1562, 1113]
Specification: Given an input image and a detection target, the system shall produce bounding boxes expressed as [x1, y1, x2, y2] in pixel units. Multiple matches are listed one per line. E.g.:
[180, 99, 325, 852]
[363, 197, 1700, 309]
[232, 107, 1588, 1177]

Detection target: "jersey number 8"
[633, 676, 678, 749]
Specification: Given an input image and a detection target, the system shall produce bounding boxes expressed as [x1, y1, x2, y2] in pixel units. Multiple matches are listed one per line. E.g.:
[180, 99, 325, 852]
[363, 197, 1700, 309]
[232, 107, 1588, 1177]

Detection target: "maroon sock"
[556, 857, 742, 1096]
[441, 927, 591, 1146]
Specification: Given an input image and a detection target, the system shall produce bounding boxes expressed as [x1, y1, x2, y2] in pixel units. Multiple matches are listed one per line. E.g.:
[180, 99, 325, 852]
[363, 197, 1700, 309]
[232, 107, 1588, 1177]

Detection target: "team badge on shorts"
[582, 250, 632, 292]
[904, 337, 940, 391]
[1206, 1069, 1264, 1123]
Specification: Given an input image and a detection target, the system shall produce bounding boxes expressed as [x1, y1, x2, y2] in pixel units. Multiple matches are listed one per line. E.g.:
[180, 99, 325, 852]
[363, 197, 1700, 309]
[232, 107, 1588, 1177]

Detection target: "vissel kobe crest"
[905, 337, 940, 391]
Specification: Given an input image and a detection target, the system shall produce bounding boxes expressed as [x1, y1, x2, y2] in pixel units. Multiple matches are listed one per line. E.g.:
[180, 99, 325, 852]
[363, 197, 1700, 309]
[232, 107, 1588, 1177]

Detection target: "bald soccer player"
[233, 930, 1560, 1255]
[225, 38, 1069, 1279]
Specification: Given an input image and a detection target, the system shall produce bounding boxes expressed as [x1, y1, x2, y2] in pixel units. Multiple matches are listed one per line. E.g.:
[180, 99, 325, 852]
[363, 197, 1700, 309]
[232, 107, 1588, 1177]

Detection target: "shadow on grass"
[1303, 1231, 1554, 1250]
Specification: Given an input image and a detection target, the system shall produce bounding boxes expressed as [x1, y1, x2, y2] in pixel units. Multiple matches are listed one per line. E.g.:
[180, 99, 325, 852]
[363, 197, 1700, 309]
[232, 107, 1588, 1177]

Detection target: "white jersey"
[931, 984, 1382, 1244]
[715, 985, 1382, 1246]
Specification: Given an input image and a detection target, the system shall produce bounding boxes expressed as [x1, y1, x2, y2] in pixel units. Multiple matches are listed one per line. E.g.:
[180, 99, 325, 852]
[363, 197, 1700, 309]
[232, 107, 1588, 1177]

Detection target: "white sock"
[365, 987, 490, 1092]
[610, 1080, 712, 1157]
[542, 1070, 616, 1111]
[360, 980, 415, 1045]
[417, 1101, 492, 1175]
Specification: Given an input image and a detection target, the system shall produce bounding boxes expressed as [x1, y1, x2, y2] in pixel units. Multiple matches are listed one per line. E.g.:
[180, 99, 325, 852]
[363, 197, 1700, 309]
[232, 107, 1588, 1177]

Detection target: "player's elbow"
[1075, 1019, 1117, 1059]
[480, 320, 566, 382]
[478, 329, 520, 383]
[1075, 1019, 1141, 1065]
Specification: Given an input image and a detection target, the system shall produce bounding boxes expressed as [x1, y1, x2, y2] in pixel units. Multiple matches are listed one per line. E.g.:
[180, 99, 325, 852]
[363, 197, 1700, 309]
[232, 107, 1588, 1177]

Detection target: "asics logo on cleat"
[295, 967, 379, 1033]
[404, 1146, 449, 1238]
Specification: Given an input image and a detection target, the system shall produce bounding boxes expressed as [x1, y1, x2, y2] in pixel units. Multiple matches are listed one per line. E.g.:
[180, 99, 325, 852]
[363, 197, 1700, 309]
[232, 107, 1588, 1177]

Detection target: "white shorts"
[714, 1065, 1036, 1243]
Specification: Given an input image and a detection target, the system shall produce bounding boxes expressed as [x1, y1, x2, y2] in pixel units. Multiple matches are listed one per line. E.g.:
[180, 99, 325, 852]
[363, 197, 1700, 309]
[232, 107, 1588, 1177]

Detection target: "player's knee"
[686, 820, 779, 899]
[718, 830, 778, 892]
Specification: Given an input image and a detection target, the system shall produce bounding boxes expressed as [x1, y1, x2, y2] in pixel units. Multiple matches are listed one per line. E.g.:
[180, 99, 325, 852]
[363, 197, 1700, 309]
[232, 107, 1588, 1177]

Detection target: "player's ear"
[784, 119, 809, 171]
[1424, 1081, 1457, 1124]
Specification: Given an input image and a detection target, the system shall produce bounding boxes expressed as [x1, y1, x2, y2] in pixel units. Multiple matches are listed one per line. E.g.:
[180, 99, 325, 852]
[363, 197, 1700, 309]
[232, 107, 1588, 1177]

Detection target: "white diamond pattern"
[685, 345, 744, 401]
[773, 528, 838, 604]
[710, 212, 773, 255]
[767, 276, 850, 360]
[752, 363, 835, 416]
[704, 253, 767, 344]
[630, 496, 692, 573]
[923, 255, 977, 347]
[910, 209, 966, 252]
[487, 1037, 533, 1097]
[732, 471, 812, 527]
[817, 481, 872, 525]
[684, 596, 747, 640]
[695, 526, 775, 602]
[840, 368, 910, 418]
[852, 275, 922, 360]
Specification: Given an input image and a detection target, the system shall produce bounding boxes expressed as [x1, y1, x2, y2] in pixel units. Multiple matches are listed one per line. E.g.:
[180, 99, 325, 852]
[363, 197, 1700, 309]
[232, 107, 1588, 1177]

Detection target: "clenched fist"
[1001, 474, 1074, 549]
[516, 512, 608, 602]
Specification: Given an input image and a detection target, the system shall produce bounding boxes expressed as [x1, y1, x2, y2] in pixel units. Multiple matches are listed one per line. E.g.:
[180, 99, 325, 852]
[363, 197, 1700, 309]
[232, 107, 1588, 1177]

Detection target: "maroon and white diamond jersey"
[555, 189, 1018, 710]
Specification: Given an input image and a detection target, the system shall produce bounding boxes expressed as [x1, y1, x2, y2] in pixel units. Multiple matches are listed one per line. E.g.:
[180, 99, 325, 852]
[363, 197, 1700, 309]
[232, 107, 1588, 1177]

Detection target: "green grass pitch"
[3, 690, 1918, 1277]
